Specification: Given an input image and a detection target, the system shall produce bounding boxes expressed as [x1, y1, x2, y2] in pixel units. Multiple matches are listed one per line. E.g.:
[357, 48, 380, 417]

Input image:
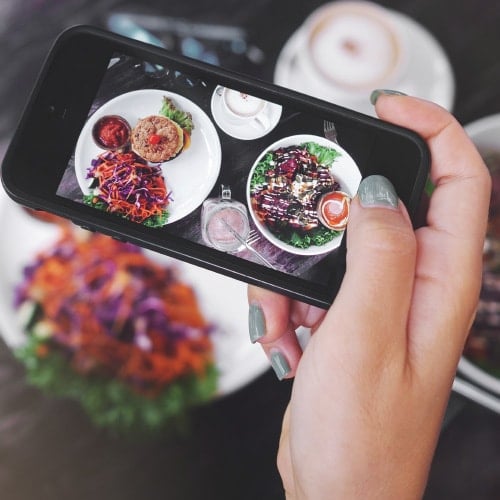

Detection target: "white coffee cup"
[295, 1, 408, 101]
[221, 88, 270, 130]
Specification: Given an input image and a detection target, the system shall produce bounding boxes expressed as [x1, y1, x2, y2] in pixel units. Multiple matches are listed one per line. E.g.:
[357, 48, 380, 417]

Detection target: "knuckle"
[352, 217, 416, 259]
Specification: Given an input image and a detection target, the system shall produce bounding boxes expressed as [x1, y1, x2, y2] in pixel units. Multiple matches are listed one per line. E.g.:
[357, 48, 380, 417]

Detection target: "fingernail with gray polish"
[249, 303, 266, 343]
[358, 175, 399, 209]
[370, 89, 407, 105]
[270, 350, 291, 381]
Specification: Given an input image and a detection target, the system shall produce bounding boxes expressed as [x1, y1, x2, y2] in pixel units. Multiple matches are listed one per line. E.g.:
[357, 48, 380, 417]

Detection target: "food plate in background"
[74, 89, 222, 224]
[247, 134, 361, 256]
[274, 8, 455, 116]
[452, 114, 500, 411]
[0, 187, 269, 397]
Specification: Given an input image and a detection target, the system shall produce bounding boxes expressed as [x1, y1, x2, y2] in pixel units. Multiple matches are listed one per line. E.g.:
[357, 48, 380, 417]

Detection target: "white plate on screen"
[247, 134, 361, 256]
[74, 89, 222, 224]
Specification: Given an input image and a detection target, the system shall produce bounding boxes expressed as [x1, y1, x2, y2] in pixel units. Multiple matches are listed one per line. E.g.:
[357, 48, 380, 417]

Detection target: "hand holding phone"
[1, 26, 429, 308]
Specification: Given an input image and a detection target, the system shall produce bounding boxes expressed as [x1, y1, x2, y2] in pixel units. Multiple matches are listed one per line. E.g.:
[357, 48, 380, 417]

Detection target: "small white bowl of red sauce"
[92, 114, 131, 150]
[317, 190, 351, 231]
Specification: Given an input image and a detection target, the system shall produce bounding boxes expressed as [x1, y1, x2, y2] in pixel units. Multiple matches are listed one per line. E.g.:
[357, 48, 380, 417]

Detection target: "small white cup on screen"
[221, 88, 271, 131]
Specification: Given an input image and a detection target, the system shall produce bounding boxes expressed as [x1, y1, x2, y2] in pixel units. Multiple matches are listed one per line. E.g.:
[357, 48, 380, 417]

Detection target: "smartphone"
[1, 25, 429, 309]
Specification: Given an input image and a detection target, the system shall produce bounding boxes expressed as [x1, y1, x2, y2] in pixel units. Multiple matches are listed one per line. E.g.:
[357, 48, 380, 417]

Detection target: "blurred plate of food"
[0, 187, 269, 433]
[247, 134, 361, 255]
[74, 89, 222, 225]
[458, 114, 500, 396]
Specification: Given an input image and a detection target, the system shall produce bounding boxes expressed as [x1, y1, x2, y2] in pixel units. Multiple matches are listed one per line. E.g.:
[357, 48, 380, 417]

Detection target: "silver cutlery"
[323, 120, 339, 144]
[219, 218, 275, 269]
[246, 229, 260, 246]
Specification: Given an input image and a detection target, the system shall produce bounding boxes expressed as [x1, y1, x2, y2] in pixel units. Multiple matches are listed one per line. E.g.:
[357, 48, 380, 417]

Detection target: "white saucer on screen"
[211, 86, 282, 140]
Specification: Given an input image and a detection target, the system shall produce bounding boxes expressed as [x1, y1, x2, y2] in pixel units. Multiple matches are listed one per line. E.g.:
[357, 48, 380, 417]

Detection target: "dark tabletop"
[1, 1, 500, 499]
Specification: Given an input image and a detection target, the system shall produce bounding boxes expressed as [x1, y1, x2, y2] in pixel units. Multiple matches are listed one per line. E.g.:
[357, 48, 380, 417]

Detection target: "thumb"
[321, 175, 417, 359]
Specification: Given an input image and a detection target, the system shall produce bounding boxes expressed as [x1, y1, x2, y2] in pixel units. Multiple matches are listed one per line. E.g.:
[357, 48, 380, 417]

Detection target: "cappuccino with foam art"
[297, 1, 407, 98]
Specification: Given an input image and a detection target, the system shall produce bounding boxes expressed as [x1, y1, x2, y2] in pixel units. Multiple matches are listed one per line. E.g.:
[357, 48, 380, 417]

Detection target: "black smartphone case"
[1, 25, 430, 308]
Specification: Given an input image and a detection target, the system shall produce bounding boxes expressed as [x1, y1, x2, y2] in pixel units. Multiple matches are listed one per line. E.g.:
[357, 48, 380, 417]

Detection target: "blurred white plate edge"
[453, 114, 500, 403]
[453, 376, 500, 414]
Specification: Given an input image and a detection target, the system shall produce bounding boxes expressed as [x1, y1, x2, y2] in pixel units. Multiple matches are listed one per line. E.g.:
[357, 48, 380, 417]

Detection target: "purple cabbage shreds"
[14, 287, 28, 308]
[85, 151, 170, 224]
[135, 296, 168, 315]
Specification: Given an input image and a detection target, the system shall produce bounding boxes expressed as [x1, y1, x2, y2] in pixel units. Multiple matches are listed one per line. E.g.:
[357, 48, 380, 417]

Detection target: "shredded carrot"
[87, 151, 171, 224]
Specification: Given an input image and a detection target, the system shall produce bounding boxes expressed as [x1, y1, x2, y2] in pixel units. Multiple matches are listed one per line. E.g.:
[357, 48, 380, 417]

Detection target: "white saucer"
[211, 86, 282, 140]
[274, 10, 455, 116]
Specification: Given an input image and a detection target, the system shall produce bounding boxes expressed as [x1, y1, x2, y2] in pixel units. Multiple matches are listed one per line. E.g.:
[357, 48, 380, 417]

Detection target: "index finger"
[375, 95, 491, 243]
[375, 95, 491, 369]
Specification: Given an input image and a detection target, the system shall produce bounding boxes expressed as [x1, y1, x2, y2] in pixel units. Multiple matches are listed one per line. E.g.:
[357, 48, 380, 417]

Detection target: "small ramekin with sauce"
[317, 190, 351, 231]
[92, 115, 131, 150]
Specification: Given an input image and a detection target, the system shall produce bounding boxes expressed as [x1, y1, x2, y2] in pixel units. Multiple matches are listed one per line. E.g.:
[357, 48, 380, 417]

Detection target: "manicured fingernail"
[249, 303, 266, 343]
[270, 350, 291, 381]
[370, 89, 407, 105]
[358, 175, 398, 209]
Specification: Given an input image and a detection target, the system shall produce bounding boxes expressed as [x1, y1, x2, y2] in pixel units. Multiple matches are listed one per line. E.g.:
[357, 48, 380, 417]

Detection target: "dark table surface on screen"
[1, 0, 500, 499]
[58, 54, 344, 280]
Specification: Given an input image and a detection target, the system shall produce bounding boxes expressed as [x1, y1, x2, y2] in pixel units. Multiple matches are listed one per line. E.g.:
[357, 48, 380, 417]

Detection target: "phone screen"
[55, 52, 362, 287]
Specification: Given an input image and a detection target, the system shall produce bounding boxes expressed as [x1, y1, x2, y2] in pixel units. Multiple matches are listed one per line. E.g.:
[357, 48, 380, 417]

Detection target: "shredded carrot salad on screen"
[15, 230, 214, 395]
[85, 151, 171, 225]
